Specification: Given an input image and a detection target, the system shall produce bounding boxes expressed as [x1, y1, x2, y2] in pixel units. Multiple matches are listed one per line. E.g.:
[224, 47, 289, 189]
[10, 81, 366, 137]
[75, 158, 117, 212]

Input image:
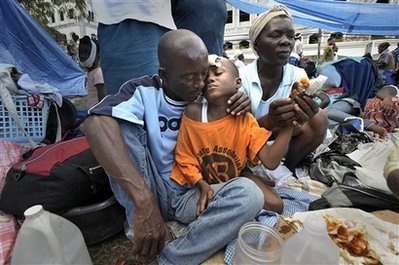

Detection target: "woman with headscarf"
[239, 4, 328, 174]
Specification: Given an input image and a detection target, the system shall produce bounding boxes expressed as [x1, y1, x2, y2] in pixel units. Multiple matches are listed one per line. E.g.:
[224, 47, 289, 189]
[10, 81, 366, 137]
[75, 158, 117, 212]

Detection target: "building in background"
[224, 0, 399, 62]
[47, 0, 398, 61]
[47, 0, 97, 46]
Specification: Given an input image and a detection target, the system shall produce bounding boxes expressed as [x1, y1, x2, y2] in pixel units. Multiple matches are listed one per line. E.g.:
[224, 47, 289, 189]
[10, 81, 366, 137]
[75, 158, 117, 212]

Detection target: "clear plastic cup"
[233, 222, 283, 265]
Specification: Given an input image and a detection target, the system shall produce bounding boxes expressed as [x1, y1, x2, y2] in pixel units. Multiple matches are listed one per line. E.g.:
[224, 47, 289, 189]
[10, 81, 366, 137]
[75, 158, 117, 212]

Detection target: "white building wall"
[47, 0, 97, 42]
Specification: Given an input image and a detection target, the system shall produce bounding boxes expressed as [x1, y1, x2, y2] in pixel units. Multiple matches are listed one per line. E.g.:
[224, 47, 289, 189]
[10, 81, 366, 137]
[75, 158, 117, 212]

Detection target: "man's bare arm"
[81, 115, 169, 256]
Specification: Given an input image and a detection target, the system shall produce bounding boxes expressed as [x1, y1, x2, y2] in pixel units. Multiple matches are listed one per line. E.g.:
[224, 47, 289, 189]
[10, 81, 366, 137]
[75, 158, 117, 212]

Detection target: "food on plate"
[323, 215, 381, 265]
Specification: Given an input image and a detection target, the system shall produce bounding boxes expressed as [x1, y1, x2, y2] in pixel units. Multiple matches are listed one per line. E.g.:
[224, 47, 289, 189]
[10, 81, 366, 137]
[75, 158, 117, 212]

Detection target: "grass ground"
[88, 231, 153, 265]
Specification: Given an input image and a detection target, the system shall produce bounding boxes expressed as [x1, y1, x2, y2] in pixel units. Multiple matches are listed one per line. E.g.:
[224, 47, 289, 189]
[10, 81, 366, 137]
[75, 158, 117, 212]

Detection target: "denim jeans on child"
[109, 121, 265, 265]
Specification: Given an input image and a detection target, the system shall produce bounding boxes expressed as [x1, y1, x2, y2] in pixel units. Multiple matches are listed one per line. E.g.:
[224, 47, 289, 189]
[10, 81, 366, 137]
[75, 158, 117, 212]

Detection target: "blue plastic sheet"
[227, 0, 399, 35]
[0, 0, 86, 96]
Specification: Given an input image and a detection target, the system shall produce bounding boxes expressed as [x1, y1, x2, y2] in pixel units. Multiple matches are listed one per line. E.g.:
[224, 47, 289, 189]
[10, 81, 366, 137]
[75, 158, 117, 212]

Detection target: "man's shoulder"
[124, 74, 161, 88]
[119, 75, 162, 95]
[88, 75, 162, 116]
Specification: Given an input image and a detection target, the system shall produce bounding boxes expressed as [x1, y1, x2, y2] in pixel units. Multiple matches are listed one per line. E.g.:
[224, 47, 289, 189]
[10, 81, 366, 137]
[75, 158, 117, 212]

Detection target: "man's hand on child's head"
[227, 91, 251, 115]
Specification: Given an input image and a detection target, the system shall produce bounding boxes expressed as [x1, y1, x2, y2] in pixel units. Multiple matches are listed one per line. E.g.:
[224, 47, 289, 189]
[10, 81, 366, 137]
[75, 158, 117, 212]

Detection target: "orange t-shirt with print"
[171, 112, 271, 187]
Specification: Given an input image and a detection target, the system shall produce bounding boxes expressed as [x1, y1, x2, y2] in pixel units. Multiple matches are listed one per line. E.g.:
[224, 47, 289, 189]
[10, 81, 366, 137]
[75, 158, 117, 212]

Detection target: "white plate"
[293, 208, 399, 265]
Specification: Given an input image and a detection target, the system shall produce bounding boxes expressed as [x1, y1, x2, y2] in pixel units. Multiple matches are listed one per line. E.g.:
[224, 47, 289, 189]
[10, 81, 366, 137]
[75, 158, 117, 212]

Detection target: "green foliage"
[18, 0, 87, 41]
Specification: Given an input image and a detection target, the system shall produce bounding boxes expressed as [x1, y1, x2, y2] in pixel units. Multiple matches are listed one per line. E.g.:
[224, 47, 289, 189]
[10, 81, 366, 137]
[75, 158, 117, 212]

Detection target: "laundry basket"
[0, 95, 51, 143]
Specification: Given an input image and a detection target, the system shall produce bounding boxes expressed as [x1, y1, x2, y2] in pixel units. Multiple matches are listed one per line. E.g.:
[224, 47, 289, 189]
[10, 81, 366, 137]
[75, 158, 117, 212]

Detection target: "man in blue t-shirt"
[82, 29, 261, 265]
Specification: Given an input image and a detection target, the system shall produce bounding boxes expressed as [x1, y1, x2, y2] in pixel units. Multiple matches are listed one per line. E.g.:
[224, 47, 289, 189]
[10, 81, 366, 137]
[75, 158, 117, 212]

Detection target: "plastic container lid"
[24, 205, 44, 217]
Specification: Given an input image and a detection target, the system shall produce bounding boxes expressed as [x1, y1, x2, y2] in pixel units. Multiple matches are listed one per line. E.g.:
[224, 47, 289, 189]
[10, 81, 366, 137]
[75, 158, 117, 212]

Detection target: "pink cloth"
[362, 96, 399, 132]
[0, 140, 32, 264]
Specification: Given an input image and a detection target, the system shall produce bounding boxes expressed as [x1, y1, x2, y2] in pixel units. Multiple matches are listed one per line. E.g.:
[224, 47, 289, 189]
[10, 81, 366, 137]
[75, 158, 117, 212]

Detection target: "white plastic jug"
[280, 215, 339, 264]
[11, 205, 92, 265]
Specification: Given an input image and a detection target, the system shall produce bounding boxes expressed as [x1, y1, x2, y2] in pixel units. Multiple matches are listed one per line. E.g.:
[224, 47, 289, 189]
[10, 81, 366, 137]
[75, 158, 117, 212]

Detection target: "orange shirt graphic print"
[201, 153, 238, 184]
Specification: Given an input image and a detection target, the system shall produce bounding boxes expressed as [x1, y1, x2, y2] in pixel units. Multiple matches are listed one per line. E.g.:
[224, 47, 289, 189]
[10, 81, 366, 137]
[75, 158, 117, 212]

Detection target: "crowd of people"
[58, 2, 399, 264]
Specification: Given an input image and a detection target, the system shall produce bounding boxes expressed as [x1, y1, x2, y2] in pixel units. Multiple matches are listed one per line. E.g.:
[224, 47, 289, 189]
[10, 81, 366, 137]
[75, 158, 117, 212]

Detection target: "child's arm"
[196, 179, 214, 216]
[375, 86, 397, 114]
[257, 125, 294, 170]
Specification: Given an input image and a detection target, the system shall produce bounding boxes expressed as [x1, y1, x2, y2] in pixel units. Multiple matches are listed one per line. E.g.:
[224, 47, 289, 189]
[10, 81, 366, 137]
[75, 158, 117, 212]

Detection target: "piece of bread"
[290, 76, 309, 98]
[290, 75, 328, 98]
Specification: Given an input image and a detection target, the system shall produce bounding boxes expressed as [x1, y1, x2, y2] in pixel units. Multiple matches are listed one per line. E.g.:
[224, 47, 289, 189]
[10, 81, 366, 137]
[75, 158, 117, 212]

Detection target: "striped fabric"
[362, 96, 399, 132]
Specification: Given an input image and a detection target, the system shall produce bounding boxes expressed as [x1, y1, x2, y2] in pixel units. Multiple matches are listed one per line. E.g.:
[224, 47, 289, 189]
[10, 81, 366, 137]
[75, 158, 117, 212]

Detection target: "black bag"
[328, 121, 373, 154]
[309, 150, 361, 186]
[310, 182, 399, 212]
[0, 136, 112, 217]
[309, 127, 399, 212]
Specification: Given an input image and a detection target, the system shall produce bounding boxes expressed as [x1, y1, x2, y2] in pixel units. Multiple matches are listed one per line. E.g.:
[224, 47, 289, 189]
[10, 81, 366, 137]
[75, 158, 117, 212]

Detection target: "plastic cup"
[233, 222, 283, 265]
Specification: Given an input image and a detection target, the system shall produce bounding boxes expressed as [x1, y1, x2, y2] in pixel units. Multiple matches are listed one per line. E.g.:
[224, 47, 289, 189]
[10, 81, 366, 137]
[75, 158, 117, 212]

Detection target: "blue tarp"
[0, 0, 86, 96]
[227, 0, 399, 36]
[332, 57, 377, 108]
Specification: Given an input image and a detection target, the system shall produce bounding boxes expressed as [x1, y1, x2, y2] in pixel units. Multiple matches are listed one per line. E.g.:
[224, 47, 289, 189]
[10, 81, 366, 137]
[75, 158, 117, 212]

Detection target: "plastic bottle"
[233, 222, 284, 265]
[280, 215, 339, 264]
[11, 205, 92, 265]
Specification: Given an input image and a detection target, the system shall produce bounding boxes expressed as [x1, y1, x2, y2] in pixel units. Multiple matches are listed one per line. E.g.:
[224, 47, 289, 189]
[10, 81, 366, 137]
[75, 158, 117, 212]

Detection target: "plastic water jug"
[11, 205, 92, 265]
[280, 215, 339, 264]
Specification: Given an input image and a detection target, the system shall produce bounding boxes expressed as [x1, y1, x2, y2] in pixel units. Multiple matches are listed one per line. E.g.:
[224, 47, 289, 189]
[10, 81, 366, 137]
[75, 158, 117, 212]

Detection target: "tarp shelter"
[227, 0, 399, 36]
[0, 0, 86, 96]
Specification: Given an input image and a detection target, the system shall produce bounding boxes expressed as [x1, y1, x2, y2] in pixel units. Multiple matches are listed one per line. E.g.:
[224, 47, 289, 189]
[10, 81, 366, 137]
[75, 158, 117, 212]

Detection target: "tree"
[18, 0, 87, 42]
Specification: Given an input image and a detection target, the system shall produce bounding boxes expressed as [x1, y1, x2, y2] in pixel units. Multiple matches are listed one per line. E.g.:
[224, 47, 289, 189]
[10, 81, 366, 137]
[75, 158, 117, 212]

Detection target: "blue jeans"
[325, 99, 373, 129]
[98, 20, 169, 95]
[109, 121, 264, 265]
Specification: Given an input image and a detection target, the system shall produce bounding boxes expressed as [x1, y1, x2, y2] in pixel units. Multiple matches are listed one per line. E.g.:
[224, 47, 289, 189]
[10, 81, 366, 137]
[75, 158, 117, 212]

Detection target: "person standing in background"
[172, 0, 227, 56]
[67, 32, 80, 62]
[91, 0, 228, 95]
[91, 1, 175, 95]
[322, 37, 337, 63]
[288, 33, 303, 67]
[234, 52, 246, 69]
[78, 35, 106, 110]
[375, 42, 396, 71]
[293, 33, 303, 59]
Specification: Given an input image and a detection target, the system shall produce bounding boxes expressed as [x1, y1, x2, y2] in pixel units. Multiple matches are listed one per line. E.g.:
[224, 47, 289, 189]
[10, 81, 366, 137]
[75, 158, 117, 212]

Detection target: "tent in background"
[0, 0, 86, 96]
[227, 0, 399, 36]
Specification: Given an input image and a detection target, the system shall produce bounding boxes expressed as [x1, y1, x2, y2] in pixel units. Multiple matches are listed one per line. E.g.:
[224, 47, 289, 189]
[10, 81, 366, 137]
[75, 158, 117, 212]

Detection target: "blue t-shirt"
[88, 75, 188, 183]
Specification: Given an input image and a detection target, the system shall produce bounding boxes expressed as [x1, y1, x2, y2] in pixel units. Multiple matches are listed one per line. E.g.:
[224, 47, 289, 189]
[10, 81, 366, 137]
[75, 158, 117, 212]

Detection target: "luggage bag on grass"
[0, 136, 112, 217]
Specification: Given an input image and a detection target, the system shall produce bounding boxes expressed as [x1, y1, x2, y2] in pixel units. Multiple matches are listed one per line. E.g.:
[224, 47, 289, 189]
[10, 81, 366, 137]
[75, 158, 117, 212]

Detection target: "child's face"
[204, 56, 241, 104]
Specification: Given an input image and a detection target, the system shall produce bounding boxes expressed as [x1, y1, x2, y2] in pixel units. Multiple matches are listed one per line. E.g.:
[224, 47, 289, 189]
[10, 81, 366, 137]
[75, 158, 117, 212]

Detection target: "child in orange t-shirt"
[171, 55, 294, 217]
